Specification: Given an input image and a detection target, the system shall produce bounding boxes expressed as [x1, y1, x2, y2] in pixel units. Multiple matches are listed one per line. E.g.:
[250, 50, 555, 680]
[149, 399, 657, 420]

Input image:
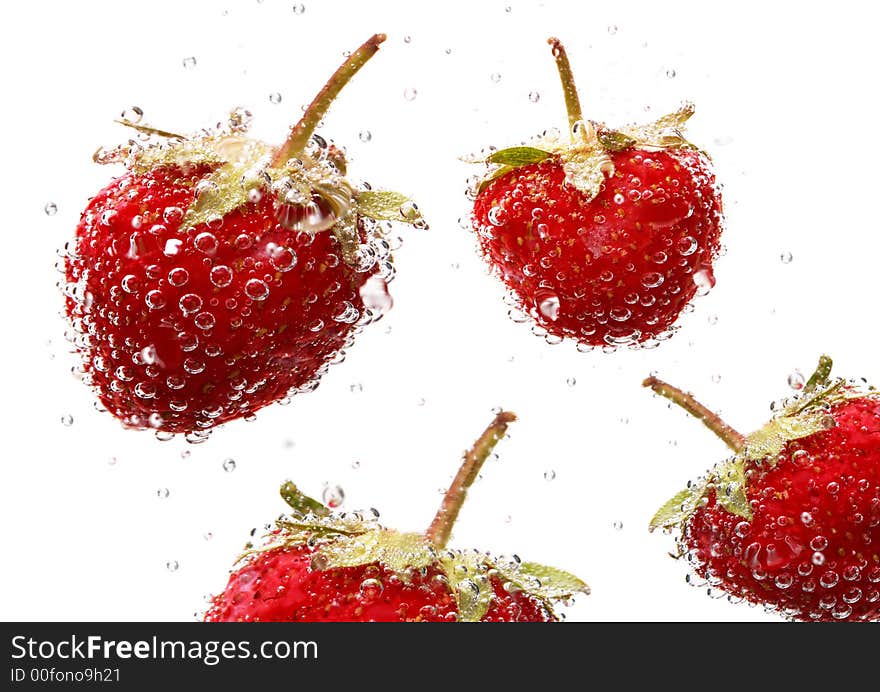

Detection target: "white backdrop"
[2, 0, 879, 622]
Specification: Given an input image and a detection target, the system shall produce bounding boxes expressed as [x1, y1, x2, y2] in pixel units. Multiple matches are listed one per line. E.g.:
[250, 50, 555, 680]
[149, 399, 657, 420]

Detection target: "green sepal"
[486, 146, 552, 167]
[649, 484, 707, 533]
[440, 552, 493, 622]
[496, 561, 590, 600]
[316, 529, 436, 575]
[356, 190, 421, 223]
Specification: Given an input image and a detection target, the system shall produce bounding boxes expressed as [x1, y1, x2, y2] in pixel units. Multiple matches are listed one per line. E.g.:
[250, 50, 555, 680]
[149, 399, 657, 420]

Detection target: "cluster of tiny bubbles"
[269, 92, 282, 105]
[60, 414, 74, 427]
[543, 470, 556, 481]
[166, 560, 179, 573]
[182, 56, 197, 69]
[403, 87, 418, 102]
[292, 3, 305, 15]
[780, 251, 794, 264]
[322, 485, 345, 509]
[44, 202, 57, 216]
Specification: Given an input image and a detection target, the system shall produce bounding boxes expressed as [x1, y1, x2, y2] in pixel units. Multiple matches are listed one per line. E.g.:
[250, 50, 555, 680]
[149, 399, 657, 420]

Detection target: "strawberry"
[63, 34, 425, 441]
[205, 412, 588, 621]
[646, 356, 880, 622]
[468, 38, 723, 350]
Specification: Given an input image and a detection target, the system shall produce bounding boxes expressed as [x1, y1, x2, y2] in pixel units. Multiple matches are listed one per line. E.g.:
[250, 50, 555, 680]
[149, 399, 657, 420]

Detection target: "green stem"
[643, 376, 745, 453]
[547, 37, 584, 135]
[271, 33, 386, 167]
[425, 412, 517, 549]
[803, 355, 833, 393]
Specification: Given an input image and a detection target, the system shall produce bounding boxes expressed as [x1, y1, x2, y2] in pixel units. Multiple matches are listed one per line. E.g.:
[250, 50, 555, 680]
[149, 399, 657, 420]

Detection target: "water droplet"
[666, 68, 676, 78]
[268, 244, 297, 272]
[60, 414, 74, 427]
[780, 251, 793, 264]
[528, 91, 540, 103]
[209, 265, 234, 288]
[145, 290, 166, 310]
[194, 231, 219, 255]
[292, 3, 305, 14]
[166, 560, 179, 572]
[566, 377, 576, 387]
[612, 520, 623, 531]
[157, 488, 170, 499]
[182, 56, 197, 69]
[222, 458, 236, 473]
[322, 484, 345, 508]
[403, 87, 418, 101]
[359, 130, 372, 142]
[544, 470, 556, 481]
[179, 293, 203, 315]
[168, 267, 189, 287]
[787, 370, 805, 390]
[490, 72, 501, 83]
[44, 202, 58, 216]
[607, 24, 618, 34]
[269, 92, 282, 104]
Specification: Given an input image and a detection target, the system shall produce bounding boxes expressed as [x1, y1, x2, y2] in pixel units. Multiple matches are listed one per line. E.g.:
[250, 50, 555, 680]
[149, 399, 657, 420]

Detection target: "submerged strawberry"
[647, 356, 880, 622]
[63, 35, 425, 440]
[468, 38, 723, 350]
[205, 412, 588, 621]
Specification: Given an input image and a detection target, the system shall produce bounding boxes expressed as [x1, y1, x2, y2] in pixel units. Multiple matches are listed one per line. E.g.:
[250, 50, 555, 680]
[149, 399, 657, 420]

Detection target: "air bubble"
[44, 202, 58, 216]
[244, 278, 270, 301]
[529, 91, 540, 103]
[145, 290, 166, 310]
[182, 56, 197, 69]
[692, 268, 715, 296]
[538, 294, 560, 321]
[60, 414, 74, 427]
[194, 232, 219, 255]
[268, 245, 297, 272]
[179, 293, 203, 315]
[544, 470, 556, 481]
[359, 130, 372, 142]
[322, 484, 345, 508]
[666, 68, 677, 78]
[166, 560, 179, 572]
[607, 24, 618, 34]
[222, 458, 236, 473]
[490, 72, 502, 83]
[403, 87, 418, 101]
[168, 267, 189, 287]
[157, 488, 170, 499]
[209, 265, 234, 288]
[612, 521, 623, 531]
[269, 92, 282, 104]
[788, 371, 805, 390]
[780, 251, 793, 264]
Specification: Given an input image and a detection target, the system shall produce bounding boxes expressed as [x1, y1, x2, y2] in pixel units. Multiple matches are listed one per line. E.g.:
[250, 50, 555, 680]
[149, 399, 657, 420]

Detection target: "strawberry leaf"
[497, 561, 590, 600]
[279, 481, 329, 517]
[316, 529, 435, 574]
[650, 482, 708, 532]
[356, 190, 421, 223]
[486, 146, 552, 167]
[596, 127, 637, 152]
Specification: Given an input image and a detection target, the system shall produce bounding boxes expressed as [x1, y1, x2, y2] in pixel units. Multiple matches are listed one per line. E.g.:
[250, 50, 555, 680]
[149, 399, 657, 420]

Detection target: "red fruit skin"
[204, 545, 554, 622]
[65, 165, 383, 435]
[472, 149, 722, 347]
[684, 397, 880, 622]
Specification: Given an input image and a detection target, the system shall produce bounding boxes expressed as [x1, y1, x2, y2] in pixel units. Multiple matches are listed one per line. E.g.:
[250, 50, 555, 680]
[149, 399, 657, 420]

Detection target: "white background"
[2, 0, 878, 622]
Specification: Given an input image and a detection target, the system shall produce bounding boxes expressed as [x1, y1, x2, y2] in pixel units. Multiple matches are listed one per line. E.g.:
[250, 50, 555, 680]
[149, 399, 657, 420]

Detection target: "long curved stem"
[548, 37, 584, 135]
[425, 412, 517, 549]
[271, 33, 386, 167]
[643, 376, 745, 452]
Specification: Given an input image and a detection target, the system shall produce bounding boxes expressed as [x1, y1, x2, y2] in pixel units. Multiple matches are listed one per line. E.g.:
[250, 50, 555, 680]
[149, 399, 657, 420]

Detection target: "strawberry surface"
[473, 148, 722, 346]
[205, 544, 554, 622]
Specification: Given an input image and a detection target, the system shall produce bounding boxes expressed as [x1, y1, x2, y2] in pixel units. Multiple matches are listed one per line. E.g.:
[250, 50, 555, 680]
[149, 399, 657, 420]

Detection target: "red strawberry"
[205, 412, 588, 622]
[646, 356, 880, 622]
[469, 38, 723, 350]
[64, 34, 424, 440]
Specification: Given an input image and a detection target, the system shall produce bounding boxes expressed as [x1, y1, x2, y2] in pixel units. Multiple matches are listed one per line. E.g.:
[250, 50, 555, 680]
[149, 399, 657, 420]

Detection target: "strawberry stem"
[643, 376, 745, 452]
[271, 33, 386, 167]
[804, 354, 833, 393]
[425, 411, 517, 549]
[548, 37, 584, 135]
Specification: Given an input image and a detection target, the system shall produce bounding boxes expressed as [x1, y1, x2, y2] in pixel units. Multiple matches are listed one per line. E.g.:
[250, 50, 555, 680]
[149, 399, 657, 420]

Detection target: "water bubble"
[359, 275, 393, 312]
[490, 72, 502, 83]
[403, 87, 418, 101]
[194, 231, 219, 255]
[788, 370, 805, 390]
[351, 460, 360, 470]
[711, 374, 722, 384]
[677, 236, 697, 256]
[612, 521, 623, 531]
[780, 251, 793, 264]
[194, 312, 216, 330]
[179, 293, 203, 315]
[60, 414, 74, 427]
[812, 551, 826, 566]
[538, 294, 560, 321]
[322, 484, 345, 509]
[222, 458, 236, 473]
[203, 532, 213, 541]
[166, 560, 179, 572]
[641, 272, 664, 289]
[157, 488, 170, 499]
[607, 24, 618, 34]
[268, 245, 297, 272]
[168, 267, 189, 287]
[359, 578, 383, 601]
[544, 470, 556, 481]
[566, 377, 576, 387]
[244, 278, 270, 301]
[269, 92, 282, 104]
[666, 68, 677, 78]
[108, 456, 118, 466]
[692, 268, 715, 296]
[181, 450, 191, 460]
[209, 265, 234, 288]
[359, 130, 372, 142]
[182, 56, 197, 69]
[145, 290, 166, 310]
[44, 202, 58, 216]
[528, 91, 540, 103]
